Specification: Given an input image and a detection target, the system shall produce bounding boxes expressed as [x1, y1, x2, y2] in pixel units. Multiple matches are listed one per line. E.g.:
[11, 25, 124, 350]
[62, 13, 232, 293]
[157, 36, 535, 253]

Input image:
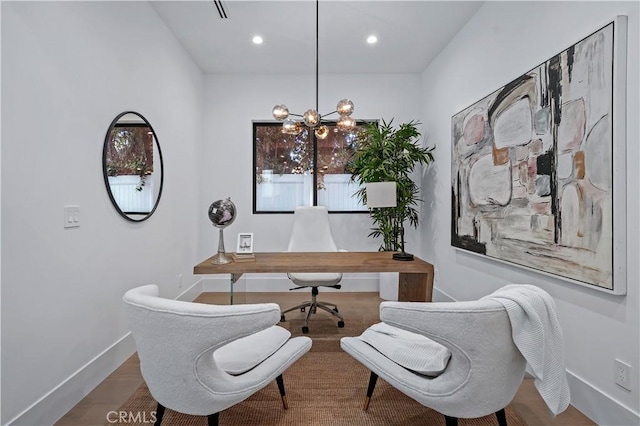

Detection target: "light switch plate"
[64, 205, 80, 228]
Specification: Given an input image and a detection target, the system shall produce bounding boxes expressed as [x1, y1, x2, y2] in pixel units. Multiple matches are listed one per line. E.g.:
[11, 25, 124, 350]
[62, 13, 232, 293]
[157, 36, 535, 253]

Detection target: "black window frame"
[252, 120, 373, 214]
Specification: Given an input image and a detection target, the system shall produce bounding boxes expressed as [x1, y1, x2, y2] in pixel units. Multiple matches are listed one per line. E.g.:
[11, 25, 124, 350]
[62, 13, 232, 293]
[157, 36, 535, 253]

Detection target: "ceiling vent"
[213, 0, 228, 19]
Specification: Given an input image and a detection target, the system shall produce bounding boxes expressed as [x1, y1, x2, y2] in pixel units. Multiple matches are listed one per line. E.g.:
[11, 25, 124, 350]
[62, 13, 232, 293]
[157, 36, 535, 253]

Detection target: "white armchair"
[341, 298, 527, 426]
[123, 284, 312, 426]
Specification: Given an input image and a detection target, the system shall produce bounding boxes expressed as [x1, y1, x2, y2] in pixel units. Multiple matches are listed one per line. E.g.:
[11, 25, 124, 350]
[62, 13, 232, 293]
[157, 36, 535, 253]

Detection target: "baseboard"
[201, 274, 379, 293]
[567, 370, 640, 426]
[6, 333, 137, 426]
[176, 279, 204, 302]
[6, 281, 203, 426]
[432, 286, 455, 302]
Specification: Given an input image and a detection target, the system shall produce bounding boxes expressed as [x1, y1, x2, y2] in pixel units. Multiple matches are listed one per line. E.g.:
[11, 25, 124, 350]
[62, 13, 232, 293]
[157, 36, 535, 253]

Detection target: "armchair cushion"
[214, 325, 291, 375]
[357, 322, 451, 376]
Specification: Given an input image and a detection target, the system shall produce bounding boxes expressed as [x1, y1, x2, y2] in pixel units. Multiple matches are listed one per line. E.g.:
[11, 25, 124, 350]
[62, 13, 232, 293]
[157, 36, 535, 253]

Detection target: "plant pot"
[379, 272, 399, 301]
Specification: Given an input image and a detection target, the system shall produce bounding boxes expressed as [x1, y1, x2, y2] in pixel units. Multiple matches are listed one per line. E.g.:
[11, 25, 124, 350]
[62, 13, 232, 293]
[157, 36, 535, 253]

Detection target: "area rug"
[113, 313, 526, 425]
[115, 351, 526, 425]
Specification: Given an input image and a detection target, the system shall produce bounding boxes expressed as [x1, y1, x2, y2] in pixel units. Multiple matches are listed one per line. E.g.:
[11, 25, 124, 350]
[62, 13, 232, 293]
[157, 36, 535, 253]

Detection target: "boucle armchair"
[341, 298, 527, 426]
[123, 284, 312, 426]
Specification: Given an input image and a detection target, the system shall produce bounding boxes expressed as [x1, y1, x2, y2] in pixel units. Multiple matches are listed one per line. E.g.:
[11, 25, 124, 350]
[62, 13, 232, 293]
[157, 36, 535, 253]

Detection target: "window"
[253, 121, 370, 213]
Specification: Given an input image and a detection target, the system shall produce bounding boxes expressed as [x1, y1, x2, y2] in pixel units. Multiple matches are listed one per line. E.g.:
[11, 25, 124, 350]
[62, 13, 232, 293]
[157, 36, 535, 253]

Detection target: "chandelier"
[271, 0, 356, 139]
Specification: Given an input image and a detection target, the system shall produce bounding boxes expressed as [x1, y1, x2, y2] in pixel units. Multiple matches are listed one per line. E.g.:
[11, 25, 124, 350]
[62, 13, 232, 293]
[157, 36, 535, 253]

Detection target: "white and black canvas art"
[451, 18, 627, 293]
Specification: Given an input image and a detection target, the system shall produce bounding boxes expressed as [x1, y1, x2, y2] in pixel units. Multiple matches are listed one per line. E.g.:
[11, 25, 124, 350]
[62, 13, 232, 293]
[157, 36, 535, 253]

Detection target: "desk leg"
[229, 273, 243, 305]
[398, 271, 433, 302]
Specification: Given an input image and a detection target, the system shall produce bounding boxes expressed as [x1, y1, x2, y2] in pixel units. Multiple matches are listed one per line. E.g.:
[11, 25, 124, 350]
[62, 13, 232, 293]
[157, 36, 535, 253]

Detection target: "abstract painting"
[451, 18, 627, 293]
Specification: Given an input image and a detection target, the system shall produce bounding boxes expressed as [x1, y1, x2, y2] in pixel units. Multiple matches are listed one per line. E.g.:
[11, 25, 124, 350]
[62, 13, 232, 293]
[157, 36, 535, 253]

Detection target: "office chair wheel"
[302, 326, 309, 334]
[280, 315, 285, 322]
[337, 321, 344, 328]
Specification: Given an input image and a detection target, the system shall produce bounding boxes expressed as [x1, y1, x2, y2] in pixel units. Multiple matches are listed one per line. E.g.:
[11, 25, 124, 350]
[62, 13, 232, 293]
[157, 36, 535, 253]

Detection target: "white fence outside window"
[256, 172, 366, 212]
[108, 175, 154, 213]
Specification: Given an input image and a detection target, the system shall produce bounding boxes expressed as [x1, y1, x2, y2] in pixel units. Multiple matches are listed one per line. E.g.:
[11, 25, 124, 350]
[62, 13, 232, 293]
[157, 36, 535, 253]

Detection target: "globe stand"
[208, 198, 236, 265]
[211, 227, 231, 265]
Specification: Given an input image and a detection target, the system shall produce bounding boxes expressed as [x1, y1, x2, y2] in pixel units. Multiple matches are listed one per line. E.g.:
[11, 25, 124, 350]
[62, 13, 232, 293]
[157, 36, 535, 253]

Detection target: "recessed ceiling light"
[366, 35, 378, 44]
[252, 36, 263, 45]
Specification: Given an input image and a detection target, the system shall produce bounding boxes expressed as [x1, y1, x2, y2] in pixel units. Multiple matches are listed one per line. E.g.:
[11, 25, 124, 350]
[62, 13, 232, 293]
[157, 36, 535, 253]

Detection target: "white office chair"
[280, 206, 345, 333]
[123, 284, 312, 426]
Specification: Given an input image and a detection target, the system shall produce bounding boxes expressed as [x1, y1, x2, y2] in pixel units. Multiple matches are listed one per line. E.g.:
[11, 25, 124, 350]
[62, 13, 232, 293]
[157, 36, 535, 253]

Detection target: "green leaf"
[349, 118, 435, 251]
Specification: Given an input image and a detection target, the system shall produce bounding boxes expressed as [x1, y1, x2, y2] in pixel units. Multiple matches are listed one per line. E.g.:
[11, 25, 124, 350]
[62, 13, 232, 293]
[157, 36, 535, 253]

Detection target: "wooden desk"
[193, 252, 434, 304]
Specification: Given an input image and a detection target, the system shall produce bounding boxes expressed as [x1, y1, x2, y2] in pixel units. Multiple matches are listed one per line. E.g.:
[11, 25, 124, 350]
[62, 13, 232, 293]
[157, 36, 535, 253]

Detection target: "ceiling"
[150, 1, 484, 74]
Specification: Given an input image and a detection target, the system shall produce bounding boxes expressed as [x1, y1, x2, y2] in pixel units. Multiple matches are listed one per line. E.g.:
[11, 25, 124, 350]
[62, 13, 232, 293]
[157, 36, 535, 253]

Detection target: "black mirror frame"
[102, 111, 164, 222]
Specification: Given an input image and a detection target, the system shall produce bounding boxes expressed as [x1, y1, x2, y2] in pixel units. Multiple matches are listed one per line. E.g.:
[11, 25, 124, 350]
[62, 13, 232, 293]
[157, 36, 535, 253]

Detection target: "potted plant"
[349, 119, 434, 254]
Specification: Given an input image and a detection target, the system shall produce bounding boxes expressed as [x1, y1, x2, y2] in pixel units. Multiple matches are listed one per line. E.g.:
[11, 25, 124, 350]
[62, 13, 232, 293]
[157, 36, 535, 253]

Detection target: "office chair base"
[280, 288, 344, 332]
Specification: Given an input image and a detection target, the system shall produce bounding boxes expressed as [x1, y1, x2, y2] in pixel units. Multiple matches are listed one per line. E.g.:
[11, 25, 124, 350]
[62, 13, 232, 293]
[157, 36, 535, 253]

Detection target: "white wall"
[199, 72, 428, 291]
[4, 1, 636, 425]
[420, 1, 639, 425]
[1, 2, 203, 424]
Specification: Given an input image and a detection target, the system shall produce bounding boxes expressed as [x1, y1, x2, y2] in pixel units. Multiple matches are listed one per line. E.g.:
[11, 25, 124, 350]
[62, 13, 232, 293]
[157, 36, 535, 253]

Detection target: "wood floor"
[56, 292, 595, 426]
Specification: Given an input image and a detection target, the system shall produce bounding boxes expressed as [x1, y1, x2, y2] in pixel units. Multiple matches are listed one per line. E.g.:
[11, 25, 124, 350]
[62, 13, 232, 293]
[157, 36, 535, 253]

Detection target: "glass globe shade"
[272, 104, 289, 120]
[303, 109, 320, 127]
[336, 99, 354, 116]
[337, 115, 356, 131]
[315, 125, 329, 139]
[282, 118, 297, 134]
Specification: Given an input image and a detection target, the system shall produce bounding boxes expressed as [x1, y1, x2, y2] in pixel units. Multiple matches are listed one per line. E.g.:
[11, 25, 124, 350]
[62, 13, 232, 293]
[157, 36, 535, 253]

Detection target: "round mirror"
[102, 111, 164, 222]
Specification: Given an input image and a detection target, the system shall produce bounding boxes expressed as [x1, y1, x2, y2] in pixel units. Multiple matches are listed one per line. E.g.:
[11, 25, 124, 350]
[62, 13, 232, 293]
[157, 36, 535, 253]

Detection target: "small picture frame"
[237, 233, 254, 254]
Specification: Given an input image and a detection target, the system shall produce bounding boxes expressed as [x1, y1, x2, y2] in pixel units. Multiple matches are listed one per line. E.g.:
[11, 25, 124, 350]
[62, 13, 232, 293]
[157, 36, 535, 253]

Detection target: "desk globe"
[208, 198, 236, 264]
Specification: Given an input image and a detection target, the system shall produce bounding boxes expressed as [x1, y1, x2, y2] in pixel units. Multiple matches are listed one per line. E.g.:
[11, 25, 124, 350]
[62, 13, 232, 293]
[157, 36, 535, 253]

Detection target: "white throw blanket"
[482, 284, 570, 416]
[357, 322, 451, 376]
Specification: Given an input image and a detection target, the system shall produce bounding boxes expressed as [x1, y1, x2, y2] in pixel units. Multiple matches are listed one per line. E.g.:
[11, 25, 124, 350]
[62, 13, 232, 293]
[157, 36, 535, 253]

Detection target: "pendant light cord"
[315, 0, 319, 113]
[313, 0, 320, 207]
